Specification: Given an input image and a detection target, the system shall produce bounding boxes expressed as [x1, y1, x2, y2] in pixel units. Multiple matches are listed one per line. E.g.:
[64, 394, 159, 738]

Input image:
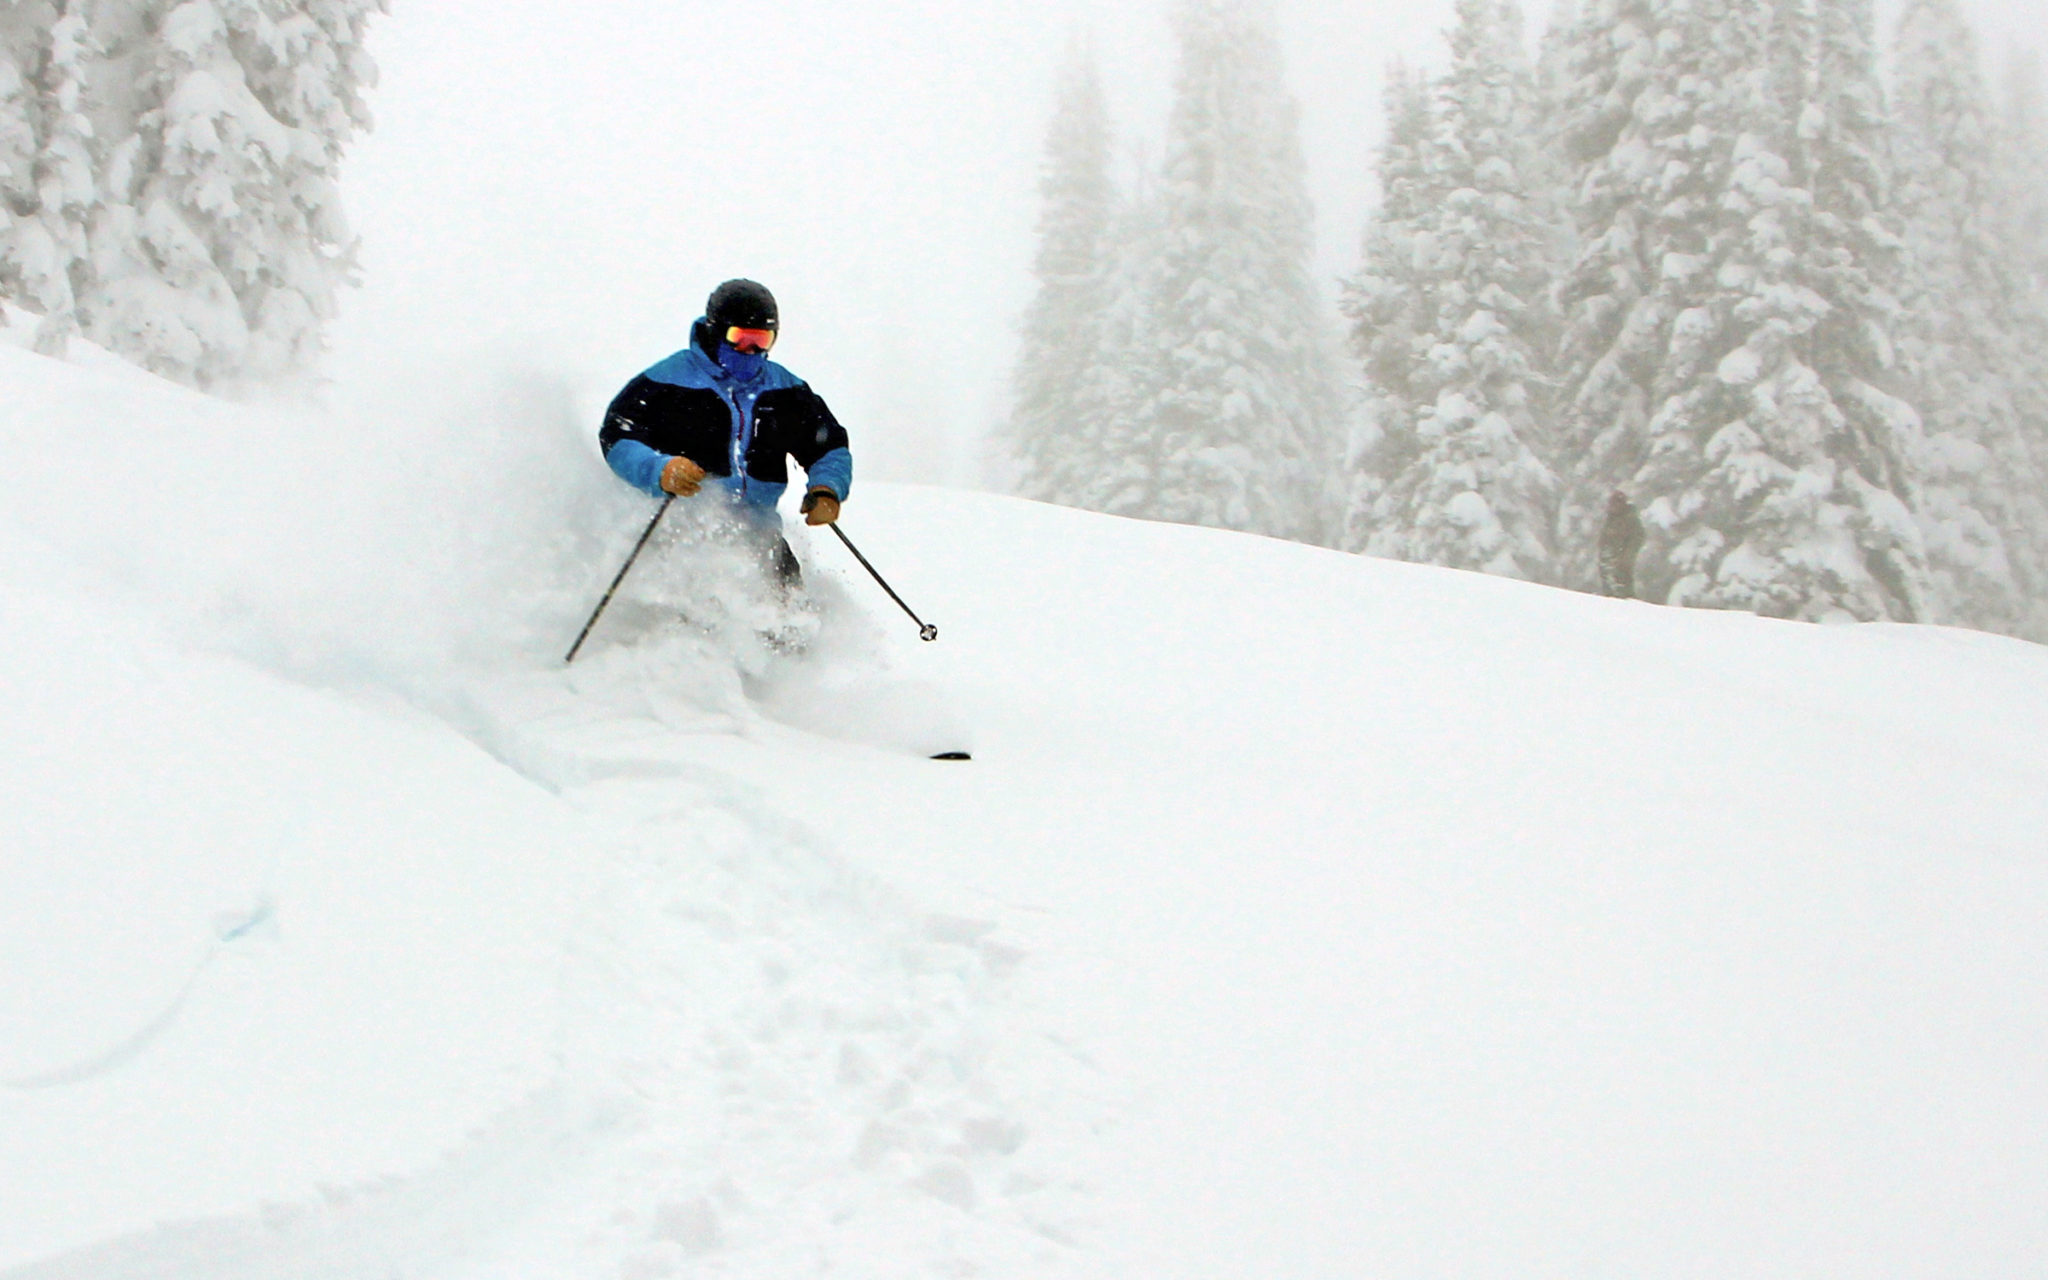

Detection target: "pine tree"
[1345, 0, 1562, 580]
[1891, 0, 2048, 637]
[2000, 51, 2048, 634]
[1008, 44, 1120, 509]
[231, 0, 385, 376]
[1552, 0, 1927, 621]
[1, 0, 382, 384]
[1534, 0, 1578, 111]
[1081, 157, 1169, 519]
[2003, 52, 2048, 292]
[81, 0, 381, 386]
[1528, 0, 1582, 241]
[0, 0, 95, 350]
[1767, 0, 1928, 619]
[0, 2, 46, 320]
[1550, 0, 1713, 595]
[1128, 0, 1345, 544]
[1342, 61, 1437, 549]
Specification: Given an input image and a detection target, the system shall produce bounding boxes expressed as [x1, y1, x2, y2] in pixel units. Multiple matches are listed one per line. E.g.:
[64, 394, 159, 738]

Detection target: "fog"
[329, 0, 2046, 487]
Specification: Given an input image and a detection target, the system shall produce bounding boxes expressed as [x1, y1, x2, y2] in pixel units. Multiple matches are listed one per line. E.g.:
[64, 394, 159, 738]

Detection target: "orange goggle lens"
[725, 326, 776, 353]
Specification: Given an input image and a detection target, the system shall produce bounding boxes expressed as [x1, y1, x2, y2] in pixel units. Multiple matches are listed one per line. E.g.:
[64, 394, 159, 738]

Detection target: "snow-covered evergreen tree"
[1, 2, 47, 319]
[1767, 0, 1928, 619]
[1999, 50, 2048, 634]
[1529, 0, 1582, 225]
[1341, 62, 1437, 548]
[1080, 156, 1170, 519]
[1891, 0, 2048, 637]
[1534, 0, 1577, 107]
[1552, 0, 1927, 621]
[0, 0, 95, 351]
[0, 0, 382, 385]
[1126, 0, 1344, 544]
[1550, 0, 1713, 594]
[2002, 52, 2048, 292]
[26, 1, 93, 351]
[1008, 44, 1120, 510]
[1344, 0, 1562, 580]
[232, 0, 385, 375]
[83, 0, 382, 386]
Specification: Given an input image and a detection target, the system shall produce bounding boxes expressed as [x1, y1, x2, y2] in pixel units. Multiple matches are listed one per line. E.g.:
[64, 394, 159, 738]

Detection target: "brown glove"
[660, 456, 706, 496]
[801, 487, 841, 526]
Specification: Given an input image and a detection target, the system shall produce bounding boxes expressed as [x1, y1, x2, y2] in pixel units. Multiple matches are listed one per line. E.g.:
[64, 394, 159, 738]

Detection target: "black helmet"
[706, 279, 778, 333]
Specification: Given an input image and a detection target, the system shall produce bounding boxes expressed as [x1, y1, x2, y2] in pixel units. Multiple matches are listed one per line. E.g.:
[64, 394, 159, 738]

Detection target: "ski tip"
[929, 751, 973, 762]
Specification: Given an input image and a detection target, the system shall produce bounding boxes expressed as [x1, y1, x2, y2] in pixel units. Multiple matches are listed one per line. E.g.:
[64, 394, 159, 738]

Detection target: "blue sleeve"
[607, 439, 671, 499]
[805, 447, 852, 502]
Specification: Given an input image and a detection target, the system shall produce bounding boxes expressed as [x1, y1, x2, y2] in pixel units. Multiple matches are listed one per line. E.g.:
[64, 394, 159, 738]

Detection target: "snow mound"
[3, 342, 2047, 1278]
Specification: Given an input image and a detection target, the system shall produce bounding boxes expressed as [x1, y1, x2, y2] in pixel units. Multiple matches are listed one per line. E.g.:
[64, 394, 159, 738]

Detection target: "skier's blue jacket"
[600, 318, 852, 512]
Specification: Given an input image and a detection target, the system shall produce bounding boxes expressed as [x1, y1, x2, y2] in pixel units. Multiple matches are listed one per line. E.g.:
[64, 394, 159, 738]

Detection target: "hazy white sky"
[329, 0, 2046, 486]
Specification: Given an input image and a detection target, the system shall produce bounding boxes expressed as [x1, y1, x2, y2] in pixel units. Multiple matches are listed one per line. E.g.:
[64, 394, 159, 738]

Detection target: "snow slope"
[3, 333, 2046, 1278]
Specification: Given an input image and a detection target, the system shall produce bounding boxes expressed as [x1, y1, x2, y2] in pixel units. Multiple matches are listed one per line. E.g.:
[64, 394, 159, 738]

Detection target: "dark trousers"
[771, 536, 803, 591]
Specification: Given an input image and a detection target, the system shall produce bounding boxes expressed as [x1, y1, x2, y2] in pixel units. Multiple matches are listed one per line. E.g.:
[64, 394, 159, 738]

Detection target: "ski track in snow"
[3, 949, 219, 1092]
[441, 649, 1100, 1279]
[3, 628, 1102, 1280]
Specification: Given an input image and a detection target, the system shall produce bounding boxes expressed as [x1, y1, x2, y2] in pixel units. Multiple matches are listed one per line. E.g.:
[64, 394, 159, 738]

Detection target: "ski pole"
[829, 523, 939, 642]
[565, 495, 675, 665]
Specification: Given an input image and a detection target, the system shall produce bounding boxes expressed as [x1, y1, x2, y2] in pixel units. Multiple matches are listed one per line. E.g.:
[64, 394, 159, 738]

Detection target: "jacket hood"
[691, 316, 720, 360]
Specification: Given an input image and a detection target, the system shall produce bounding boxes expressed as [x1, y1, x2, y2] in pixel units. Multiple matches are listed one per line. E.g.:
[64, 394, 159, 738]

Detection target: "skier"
[1597, 490, 1646, 599]
[599, 279, 851, 590]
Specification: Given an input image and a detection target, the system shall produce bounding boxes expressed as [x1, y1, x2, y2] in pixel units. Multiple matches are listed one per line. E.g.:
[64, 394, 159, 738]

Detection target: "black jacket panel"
[600, 375, 737, 477]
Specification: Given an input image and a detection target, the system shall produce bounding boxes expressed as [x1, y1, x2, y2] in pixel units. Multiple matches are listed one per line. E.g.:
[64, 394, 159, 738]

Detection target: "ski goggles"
[725, 326, 777, 354]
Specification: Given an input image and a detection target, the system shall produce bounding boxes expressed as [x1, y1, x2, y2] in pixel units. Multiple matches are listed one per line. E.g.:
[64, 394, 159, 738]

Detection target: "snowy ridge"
[4, 340, 2048, 1277]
